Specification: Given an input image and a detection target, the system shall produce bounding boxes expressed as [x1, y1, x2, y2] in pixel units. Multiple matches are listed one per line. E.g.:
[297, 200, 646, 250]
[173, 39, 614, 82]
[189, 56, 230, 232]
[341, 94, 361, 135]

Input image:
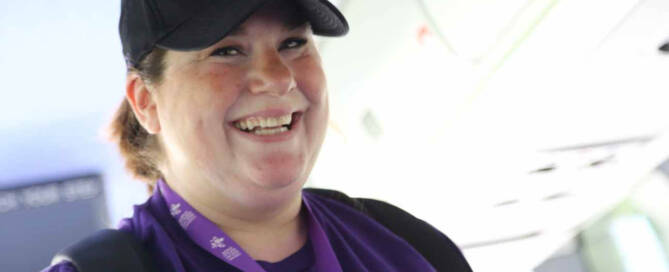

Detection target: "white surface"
[312, 0, 669, 270]
[611, 215, 669, 272]
[460, 131, 669, 271]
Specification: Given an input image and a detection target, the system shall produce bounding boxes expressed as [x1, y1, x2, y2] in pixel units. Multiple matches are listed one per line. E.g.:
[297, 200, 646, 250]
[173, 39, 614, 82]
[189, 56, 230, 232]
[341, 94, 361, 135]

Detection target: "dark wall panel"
[0, 174, 107, 272]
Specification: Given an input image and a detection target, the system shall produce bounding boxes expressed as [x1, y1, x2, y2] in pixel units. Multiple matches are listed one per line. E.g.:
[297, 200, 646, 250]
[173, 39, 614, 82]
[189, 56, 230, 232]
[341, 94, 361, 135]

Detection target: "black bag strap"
[305, 188, 473, 272]
[51, 229, 158, 272]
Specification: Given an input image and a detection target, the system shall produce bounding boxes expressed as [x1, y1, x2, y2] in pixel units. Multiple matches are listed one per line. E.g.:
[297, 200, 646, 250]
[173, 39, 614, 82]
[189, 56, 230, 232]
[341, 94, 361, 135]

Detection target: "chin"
[249, 153, 309, 190]
[241, 170, 307, 211]
[251, 166, 305, 190]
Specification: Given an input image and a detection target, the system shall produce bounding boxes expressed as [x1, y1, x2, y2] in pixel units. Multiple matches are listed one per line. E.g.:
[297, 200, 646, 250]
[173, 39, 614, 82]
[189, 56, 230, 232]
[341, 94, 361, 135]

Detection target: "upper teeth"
[234, 113, 292, 130]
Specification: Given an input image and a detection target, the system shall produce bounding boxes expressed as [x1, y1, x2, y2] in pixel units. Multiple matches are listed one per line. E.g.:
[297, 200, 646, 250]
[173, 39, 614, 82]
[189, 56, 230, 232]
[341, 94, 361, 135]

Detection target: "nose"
[247, 50, 296, 96]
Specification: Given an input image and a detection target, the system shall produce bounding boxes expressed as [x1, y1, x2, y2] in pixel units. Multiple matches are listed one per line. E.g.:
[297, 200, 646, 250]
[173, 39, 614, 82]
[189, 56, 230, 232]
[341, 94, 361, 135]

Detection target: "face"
[145, 6, 328, 207]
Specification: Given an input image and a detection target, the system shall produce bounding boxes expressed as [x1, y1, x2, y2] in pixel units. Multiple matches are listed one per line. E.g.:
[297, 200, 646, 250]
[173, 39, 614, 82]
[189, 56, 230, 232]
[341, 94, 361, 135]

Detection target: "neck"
[163, 176, 308, 262]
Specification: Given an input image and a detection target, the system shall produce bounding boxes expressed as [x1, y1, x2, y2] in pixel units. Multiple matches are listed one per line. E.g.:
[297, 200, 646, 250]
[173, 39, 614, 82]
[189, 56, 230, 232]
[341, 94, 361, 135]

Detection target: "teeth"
[252, 127, 288, 135]
[234, 113, 293, 131]
[249, 119, 259, 129]
[266, 118, 277, 127]
[280, 114, 291, 125]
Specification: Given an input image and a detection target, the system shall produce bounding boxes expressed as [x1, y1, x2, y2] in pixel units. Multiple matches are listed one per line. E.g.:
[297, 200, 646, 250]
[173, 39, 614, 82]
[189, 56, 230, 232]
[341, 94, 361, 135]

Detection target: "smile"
[232, 112, 300, 136]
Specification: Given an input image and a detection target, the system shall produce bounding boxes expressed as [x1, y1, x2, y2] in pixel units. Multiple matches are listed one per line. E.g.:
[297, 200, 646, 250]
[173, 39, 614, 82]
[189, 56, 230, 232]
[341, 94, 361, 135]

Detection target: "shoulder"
[304, 188, 473, 272]
[41, 196, 167, 272]
[39, 201, 155, 272]
[117, 192, 172, 245]
[304, 187, 429, 227]
[41, 261, 78, 272]
[117, 196, 157, 234]
[42, 196, 160, 272]
[304, 187, 428, 227]
[304, 188, 443, 237]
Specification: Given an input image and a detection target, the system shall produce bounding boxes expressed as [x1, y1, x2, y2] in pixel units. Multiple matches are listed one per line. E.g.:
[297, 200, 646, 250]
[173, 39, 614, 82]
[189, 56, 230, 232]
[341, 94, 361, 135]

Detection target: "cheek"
[171, 65, 244, 124]
[293, 58, 327, 104]
[159, 66, 243, 136]
[205, 65, 245, 103]
[294, 58, 329, 146]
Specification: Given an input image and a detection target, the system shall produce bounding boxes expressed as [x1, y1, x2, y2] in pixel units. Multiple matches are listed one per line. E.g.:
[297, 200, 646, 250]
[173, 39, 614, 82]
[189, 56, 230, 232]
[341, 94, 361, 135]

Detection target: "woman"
[44, 0, 472, 271]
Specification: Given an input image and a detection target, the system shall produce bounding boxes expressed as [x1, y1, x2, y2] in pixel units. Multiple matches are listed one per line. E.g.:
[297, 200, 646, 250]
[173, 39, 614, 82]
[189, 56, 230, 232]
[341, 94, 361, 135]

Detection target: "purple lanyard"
[157, 179, 342, 272]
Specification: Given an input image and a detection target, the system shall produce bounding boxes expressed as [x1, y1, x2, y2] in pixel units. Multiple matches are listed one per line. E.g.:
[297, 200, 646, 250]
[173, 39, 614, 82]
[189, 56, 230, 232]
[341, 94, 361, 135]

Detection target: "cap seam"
[134, 0, 214, 65]
[145, 0, 166, 31]
[154, 0, 216, 47]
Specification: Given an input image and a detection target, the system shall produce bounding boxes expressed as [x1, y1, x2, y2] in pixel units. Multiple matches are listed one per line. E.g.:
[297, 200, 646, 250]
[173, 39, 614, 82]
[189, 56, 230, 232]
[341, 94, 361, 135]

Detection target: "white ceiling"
[321, 0, 669, 151]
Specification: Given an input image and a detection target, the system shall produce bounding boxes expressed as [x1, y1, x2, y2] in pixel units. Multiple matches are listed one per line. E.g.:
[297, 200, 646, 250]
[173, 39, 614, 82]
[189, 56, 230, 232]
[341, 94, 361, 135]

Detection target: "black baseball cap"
[119, 0, 349, 68]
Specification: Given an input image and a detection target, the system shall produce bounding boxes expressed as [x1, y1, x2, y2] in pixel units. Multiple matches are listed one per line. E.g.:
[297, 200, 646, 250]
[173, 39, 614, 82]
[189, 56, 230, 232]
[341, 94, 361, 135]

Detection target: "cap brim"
[157, 0, 348, 51]
[297, 0, 349, 37]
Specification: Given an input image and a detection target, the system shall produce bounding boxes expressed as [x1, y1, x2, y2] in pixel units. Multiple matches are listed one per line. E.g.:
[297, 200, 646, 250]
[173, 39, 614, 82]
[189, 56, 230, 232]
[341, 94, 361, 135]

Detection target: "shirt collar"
[156, 179, 342, 272]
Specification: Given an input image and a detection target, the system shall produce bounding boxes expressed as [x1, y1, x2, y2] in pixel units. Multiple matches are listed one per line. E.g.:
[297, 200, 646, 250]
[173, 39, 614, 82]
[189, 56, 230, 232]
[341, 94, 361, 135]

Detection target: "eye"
[279, 38, 307, 51]
[211, 46, 243, 57]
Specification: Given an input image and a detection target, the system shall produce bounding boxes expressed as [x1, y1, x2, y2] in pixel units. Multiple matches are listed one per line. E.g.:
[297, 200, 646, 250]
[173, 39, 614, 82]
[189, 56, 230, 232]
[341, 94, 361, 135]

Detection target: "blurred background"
[2, 0, 669, 271]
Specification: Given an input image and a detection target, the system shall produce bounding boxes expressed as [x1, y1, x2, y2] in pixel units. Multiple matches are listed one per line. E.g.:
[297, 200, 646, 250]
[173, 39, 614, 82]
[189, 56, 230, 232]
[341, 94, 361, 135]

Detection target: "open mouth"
[232, 112, 301, 136]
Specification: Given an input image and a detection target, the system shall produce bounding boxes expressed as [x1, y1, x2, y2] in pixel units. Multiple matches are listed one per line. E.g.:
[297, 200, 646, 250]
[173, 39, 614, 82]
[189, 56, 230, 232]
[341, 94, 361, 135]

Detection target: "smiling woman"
[42, 0, 471, 271]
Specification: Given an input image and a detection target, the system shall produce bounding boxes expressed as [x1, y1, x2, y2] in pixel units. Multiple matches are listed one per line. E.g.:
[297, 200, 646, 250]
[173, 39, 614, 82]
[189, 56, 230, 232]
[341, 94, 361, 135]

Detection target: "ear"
[126, 73, 161, 134]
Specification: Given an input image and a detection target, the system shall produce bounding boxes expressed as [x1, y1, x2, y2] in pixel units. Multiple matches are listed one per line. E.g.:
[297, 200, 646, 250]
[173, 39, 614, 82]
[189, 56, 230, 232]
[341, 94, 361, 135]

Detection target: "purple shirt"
[43, 183, 436, 271]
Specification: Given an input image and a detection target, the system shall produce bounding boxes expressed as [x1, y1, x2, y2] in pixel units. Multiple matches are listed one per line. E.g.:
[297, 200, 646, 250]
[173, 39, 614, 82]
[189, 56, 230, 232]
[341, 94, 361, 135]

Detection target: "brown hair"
[108, 48, 167, 192]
